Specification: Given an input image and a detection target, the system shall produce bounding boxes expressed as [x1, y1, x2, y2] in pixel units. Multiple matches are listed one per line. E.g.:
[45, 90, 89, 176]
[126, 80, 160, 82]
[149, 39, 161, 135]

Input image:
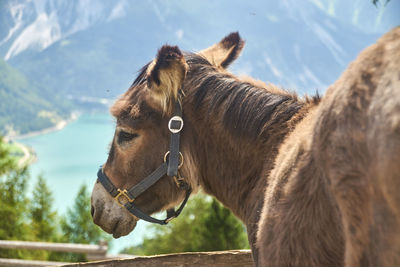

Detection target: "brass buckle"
[173, 171, 185, 188]
[114, 189, 135, 206]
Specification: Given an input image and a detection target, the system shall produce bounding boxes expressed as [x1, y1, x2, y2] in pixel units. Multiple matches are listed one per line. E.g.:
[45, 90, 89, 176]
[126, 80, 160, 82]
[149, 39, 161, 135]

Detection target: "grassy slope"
[0, 57, 70, 135]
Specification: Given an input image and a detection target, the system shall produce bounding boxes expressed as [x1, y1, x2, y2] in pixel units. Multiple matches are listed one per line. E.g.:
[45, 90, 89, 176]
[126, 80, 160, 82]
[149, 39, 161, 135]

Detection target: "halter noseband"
[96, 94, 192, 225]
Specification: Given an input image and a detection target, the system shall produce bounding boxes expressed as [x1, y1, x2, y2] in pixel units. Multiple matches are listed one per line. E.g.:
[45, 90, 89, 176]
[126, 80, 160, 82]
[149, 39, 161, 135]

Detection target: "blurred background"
[0, 0, 399, 263]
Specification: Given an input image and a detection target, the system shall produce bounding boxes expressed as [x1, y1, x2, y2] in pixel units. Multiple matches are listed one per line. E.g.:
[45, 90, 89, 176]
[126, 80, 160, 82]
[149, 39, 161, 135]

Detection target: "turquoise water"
[21, 113, 151, 253]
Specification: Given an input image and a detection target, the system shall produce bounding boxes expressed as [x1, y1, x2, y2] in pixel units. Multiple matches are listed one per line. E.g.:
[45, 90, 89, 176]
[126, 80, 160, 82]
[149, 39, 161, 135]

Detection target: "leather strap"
[97, 166, 191, 225]
[97, 168, 119, 197]
[125, 185, 192, 225]
[127, 162, 168, 199]
[167, 101, 183, 177]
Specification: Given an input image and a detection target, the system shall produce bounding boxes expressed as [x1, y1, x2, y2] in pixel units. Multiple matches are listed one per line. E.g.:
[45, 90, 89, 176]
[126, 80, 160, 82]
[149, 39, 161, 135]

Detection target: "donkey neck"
[180, 66, 312, 226]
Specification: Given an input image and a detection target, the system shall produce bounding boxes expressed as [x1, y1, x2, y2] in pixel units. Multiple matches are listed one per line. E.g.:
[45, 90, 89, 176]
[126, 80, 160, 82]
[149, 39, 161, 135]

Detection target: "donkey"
[91, 28, 400, 266]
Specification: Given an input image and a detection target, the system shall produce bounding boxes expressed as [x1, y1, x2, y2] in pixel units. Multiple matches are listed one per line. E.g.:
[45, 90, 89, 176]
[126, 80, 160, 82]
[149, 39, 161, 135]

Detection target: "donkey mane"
[184, 53, 321, 139]
[114, 52, 321, 143]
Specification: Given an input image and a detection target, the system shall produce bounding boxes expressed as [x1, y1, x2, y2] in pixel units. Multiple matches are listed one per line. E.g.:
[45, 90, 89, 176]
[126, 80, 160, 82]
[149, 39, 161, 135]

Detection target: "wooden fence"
[0, 240, 132, 267]
[60, 250, 253, 267]
[0, 240, 253, 266]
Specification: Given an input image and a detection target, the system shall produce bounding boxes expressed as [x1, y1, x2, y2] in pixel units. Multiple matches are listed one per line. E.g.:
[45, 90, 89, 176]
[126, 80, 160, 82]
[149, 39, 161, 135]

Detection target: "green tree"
[0, 137, 16, 175]
[0, 137, 32, 258]
[123, 195, 249, 255]
[58, 184, 110, 262]
[0, 168, 30, 241]
[30, 176, 57, 241]
[192, 199, 249, 251]
[127, 195, 210, 255]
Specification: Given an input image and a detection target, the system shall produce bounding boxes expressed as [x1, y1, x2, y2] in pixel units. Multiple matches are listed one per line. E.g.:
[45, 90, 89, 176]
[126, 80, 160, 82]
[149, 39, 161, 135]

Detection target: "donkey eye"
[118, 131, 138, 144]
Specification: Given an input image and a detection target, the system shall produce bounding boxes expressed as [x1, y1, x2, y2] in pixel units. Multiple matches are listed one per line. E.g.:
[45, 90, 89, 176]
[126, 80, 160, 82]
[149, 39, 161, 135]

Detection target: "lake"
[21, 113, 152, 254]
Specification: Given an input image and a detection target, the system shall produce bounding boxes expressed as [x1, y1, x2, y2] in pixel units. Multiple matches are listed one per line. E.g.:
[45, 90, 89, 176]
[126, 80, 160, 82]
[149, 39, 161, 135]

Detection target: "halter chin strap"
[96, 95, 192, 225]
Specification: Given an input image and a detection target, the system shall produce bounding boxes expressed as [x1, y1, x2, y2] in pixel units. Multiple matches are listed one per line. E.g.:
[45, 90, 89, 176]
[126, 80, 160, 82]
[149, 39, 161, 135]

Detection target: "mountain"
[0, 57, 69, 136]
[0, 0, 399, 104]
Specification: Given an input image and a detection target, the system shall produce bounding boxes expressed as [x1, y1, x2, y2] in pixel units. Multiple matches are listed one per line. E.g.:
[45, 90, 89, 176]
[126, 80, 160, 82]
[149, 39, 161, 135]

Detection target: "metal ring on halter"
[168, 116, 184, 133]
[164, 151, 184, 169]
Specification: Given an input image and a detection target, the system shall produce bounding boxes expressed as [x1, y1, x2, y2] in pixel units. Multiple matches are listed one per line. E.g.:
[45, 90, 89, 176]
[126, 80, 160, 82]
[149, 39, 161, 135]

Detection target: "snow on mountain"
[5, 11, 61, 60]
[0, 2, 25, 46]
[1, 0, 127, 60]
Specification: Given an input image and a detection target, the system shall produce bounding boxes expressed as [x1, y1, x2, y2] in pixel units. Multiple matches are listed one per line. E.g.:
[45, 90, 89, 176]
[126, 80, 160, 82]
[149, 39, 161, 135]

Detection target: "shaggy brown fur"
[92, 29, 400, 267]
[257, 27, 400, 266]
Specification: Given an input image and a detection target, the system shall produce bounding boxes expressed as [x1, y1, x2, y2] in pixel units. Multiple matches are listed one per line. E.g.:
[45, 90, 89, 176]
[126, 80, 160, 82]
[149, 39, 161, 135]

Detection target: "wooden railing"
[0, 240, 253, 266]
[61, 250, 254, 267]
[0, 240, 132, 267]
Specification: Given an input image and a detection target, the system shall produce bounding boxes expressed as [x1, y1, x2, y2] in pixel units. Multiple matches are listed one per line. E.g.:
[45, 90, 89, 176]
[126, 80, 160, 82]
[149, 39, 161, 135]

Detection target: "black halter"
[96, 96, 192, 225]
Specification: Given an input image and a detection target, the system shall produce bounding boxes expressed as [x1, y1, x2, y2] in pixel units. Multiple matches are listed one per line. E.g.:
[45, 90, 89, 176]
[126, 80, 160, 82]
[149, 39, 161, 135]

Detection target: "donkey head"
[91, 32, 244, 238]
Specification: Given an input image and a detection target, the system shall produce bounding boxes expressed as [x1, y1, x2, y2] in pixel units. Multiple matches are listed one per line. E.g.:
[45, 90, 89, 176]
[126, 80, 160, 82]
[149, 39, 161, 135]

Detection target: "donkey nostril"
[91, 206, 95, 217]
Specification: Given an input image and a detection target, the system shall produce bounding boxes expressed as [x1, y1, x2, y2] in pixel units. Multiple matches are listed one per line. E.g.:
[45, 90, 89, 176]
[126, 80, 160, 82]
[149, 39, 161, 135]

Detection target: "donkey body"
[257, 27, 400, 266]
[91, 28, 400, 266]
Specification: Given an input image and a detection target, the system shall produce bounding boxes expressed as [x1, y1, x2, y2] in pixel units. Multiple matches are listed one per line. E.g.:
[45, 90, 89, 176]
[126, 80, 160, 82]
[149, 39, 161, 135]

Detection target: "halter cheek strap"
[96, 95, 192, 225]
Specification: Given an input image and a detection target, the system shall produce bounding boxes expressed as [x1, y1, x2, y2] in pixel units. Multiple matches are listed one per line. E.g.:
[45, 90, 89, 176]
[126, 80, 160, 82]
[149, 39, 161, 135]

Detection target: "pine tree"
[58, 184, 110, 262]
[192, 199, 249, 251]
[0, 138, 31, 258]
[126, 195, 210, 255]
[122, 195, 249, 255]
[30, 176, 57, 241]
[0, 168, 30, 240]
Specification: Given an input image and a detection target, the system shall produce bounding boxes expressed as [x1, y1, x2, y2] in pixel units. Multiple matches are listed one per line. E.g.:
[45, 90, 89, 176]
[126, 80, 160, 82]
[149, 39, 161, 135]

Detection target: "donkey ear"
[146, 45, 188, 113]
[199, 32, 245, 69]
